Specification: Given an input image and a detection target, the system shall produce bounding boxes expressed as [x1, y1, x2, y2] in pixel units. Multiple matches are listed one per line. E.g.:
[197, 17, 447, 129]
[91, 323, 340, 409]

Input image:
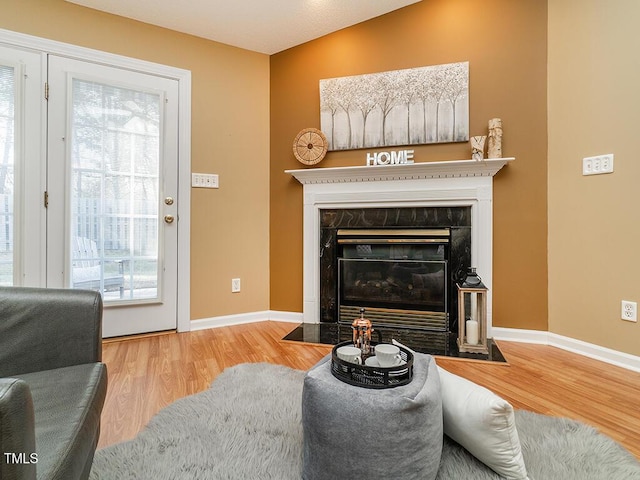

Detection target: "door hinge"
[44, 191, 48, 208]
[44, 82, 49, 100]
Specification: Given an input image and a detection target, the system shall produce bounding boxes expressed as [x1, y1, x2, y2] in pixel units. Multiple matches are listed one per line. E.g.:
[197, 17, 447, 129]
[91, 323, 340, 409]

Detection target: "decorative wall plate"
[293, 128, 328, 165]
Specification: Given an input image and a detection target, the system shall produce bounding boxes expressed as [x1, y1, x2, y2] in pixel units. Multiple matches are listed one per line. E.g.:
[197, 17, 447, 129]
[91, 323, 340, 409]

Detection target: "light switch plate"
[192, 173, 219, 188]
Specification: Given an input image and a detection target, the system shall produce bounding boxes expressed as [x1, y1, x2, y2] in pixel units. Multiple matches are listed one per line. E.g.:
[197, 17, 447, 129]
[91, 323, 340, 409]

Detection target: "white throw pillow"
[437, 366, 529, 480]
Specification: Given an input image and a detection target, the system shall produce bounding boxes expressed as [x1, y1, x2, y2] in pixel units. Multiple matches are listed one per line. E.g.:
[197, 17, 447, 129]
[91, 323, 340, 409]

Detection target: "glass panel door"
[0, 37, 186, 337]
[48, 55, 179, 337]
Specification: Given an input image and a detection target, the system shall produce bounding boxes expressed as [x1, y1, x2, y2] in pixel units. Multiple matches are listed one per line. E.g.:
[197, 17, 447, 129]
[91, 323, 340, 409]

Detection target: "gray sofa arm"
[0, 378, 37, 480]
[0, 287, 103, 377]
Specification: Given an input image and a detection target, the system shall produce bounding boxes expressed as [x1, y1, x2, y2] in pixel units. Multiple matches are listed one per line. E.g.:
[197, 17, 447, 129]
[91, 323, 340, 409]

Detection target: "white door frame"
[0, 28, 191, 333]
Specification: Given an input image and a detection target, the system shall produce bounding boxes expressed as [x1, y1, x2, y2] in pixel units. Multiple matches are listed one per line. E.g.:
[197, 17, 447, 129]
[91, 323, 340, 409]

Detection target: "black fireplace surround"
[314, 207, 477, 356]
[320, 207, 472, 331]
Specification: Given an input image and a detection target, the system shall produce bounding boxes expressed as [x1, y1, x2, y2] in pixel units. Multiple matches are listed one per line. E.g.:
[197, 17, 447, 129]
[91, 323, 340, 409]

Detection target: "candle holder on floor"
[457, 267, 489, 354]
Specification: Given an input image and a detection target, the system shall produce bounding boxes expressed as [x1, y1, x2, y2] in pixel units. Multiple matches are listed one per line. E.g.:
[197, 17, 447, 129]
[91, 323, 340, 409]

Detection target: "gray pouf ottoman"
[302, 351, 442, 480]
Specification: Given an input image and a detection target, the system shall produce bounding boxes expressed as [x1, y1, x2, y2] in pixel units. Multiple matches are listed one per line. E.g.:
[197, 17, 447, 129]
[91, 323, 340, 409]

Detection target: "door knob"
[164, 215, 175, 224]
[164, 197, 174, 205]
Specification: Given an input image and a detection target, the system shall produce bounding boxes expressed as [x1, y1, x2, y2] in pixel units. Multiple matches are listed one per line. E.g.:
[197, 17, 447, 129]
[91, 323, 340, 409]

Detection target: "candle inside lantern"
[466, 319, 479, 345]
[470, 294, 477, 321]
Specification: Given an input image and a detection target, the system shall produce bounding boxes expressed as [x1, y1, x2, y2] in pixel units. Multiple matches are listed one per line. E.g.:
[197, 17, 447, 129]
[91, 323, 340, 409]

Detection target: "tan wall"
[0, 0, 271, 320]
[548, 0, 640, 355]
[270, 0, 549, 331]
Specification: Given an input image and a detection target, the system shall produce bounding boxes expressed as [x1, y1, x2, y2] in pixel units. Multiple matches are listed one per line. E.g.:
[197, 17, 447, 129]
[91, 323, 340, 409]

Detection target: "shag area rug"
[90, 363, 640, 480]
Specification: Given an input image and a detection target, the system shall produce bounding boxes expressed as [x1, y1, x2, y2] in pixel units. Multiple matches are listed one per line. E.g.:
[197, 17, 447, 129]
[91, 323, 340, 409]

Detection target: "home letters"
[366, 149, 414, 166]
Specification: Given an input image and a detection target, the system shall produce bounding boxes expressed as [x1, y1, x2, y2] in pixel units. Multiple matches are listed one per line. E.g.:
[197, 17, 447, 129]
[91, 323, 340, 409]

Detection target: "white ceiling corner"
[65, 0, 422, 55]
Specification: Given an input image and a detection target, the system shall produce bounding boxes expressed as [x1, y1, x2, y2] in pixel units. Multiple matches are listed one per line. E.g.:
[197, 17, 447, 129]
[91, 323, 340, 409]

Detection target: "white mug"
[336, 345, 362, 364]
[375, 344, 402, 367]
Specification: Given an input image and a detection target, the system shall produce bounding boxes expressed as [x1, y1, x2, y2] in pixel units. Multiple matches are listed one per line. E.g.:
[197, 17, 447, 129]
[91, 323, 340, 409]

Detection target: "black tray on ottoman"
[330, 341, 414, 389]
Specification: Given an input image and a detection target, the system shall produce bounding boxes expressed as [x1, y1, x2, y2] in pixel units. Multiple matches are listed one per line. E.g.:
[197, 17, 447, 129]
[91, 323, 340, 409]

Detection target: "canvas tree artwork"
[320, 61, 469, 151]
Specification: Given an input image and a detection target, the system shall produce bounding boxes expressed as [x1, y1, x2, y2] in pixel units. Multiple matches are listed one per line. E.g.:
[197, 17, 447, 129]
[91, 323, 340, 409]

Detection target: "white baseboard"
[492, 327, 640, 373]
[268, 311, 304, 323]
[190, 310, 302, 331]
[490, 327, 550, 345]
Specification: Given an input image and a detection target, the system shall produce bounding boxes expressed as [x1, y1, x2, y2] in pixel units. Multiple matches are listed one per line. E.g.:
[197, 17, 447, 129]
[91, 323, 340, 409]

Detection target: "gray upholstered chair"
[0, 287, 108, 480]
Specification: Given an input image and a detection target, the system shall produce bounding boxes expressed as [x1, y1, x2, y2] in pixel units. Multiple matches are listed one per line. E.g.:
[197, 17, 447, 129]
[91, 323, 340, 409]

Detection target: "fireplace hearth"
[282, 322, 506, 362]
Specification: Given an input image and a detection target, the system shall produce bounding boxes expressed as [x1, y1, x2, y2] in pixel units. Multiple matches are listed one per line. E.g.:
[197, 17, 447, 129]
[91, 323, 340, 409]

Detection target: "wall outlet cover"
[621, 300, 637, 322]
[583, 154, 614, 176]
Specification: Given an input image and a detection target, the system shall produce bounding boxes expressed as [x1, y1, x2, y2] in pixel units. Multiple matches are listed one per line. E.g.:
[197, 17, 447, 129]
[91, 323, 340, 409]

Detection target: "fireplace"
[286, 158, 513, 355]
[337, 228, 450, 330]
[319, 207, 471, 339]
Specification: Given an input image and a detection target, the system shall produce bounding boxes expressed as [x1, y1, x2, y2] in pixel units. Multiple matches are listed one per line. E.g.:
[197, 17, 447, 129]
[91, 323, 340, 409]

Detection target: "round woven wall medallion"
[293, 128, 328, 165]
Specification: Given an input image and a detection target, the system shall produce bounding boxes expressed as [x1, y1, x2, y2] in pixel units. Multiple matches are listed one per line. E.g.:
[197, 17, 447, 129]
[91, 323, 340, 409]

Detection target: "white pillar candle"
[470, 294, 477, 321]
[466, 320, 479, 345]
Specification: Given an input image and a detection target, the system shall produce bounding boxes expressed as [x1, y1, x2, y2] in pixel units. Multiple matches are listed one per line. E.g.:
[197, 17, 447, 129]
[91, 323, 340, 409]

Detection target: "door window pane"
[70, 78, 161, 301]
[0, 65, 15, 286]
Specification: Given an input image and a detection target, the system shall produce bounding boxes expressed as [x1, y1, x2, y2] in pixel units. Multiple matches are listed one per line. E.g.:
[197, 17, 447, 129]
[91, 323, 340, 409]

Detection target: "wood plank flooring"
[99, 321, 640, 460]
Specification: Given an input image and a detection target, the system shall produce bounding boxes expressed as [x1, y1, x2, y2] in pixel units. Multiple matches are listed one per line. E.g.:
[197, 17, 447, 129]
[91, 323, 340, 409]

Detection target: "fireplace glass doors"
[337, 229, 449, 331]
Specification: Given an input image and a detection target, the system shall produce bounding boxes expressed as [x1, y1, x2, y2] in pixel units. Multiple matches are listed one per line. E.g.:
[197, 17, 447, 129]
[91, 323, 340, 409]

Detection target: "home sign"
[366, 149, 415, 167]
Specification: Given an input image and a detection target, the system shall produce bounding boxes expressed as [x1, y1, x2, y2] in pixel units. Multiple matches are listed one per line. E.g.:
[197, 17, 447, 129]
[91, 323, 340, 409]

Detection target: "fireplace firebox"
[337, 228, 449, 331]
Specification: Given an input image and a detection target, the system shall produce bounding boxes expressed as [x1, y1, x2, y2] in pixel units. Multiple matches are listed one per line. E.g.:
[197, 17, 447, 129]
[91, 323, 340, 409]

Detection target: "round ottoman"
[301, 351, 443, 480]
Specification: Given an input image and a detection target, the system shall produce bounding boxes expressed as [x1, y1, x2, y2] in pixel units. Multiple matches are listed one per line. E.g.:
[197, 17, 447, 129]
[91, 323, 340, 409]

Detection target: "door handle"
[164, 215, 175, 224]
[164, 197, 174, 205]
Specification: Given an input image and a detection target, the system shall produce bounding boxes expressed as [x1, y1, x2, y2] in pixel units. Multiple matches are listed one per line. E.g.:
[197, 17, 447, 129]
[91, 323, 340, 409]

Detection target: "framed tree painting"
[320, 61, 469, 151]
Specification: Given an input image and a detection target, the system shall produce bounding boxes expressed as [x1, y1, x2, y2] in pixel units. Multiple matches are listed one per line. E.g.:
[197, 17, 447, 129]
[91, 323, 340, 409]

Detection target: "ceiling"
[65, 0, 421, 55]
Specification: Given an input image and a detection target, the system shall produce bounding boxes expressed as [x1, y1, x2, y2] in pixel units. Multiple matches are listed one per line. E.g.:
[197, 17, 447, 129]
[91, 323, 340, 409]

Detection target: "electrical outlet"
[231, 278, 241, 293]
[621, 300, 637, 322]
[582, 154, 614, 176]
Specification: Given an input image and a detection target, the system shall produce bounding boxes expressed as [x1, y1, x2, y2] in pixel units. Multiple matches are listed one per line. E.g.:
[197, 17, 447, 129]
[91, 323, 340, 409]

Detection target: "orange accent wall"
[270, 0, 549, 330]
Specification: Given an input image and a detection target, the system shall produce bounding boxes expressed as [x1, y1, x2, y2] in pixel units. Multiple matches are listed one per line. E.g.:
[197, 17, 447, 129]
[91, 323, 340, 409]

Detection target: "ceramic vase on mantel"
[470, 136, 487, 161]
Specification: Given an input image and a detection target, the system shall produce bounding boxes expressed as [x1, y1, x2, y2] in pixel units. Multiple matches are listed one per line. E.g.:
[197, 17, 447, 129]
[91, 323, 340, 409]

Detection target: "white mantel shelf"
[286, 157, 514, 184]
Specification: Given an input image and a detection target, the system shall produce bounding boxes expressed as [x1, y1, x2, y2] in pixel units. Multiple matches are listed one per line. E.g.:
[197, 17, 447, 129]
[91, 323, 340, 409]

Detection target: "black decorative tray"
[330, 341, 414, 389]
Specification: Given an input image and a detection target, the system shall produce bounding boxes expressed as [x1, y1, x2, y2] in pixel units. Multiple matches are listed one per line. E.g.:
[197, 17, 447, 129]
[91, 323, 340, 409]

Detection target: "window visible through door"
[69, 78, 162, 302]
[0, 64, 16, 286]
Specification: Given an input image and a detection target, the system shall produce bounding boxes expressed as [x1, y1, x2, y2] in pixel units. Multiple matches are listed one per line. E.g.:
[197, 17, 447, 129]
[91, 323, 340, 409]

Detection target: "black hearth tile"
[282, 323, 507, 364]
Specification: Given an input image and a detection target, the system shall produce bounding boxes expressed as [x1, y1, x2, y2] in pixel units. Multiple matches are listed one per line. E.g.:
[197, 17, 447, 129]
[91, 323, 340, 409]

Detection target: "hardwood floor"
[99, 321, 640, 460]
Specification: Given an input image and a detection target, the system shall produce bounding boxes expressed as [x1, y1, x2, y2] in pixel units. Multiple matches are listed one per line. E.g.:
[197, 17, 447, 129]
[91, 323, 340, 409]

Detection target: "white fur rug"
[90, 363, 640, 480]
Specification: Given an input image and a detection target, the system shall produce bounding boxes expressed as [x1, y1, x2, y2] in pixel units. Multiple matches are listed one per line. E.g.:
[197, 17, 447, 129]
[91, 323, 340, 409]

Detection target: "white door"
[47, 56, 179, 337]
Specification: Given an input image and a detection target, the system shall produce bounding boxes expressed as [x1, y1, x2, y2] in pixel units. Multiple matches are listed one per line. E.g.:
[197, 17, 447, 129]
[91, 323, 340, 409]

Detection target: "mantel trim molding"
[286, 157, 514, 185]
